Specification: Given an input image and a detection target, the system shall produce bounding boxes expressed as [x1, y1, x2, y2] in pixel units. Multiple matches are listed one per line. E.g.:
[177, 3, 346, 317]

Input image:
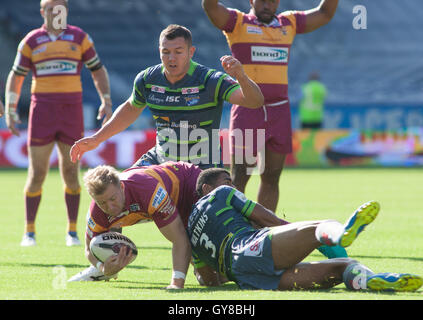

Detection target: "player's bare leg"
[25, 143, 55, 193]
[278, 258, 357, 290]
[21, 143, 55, 246]
[278, 258, 423, 292]
[230, 157, 252, 194]
[257, 148, 285, 212]
[270, 220, 330, 269]
[57, 141, 81, 246]
[57, 141, 80, 191]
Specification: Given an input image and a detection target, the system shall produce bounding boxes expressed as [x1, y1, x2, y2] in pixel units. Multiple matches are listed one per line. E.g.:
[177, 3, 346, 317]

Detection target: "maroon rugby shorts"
[27, 100, 84, 147]
[229, 101, 292, 157]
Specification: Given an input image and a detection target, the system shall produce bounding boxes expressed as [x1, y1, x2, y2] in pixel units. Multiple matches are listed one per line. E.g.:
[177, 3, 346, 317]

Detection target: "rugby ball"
[90, 232, 138, 264]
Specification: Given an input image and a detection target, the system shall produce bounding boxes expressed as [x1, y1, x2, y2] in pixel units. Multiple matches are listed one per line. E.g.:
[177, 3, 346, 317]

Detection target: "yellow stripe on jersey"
[243, 64, 288, 85]
[143, 166, 180, 208]
[31, 75, 82, 93]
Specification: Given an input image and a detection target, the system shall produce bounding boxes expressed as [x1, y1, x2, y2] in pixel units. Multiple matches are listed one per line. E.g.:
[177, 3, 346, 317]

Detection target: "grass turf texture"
[0, 168, 422, 300]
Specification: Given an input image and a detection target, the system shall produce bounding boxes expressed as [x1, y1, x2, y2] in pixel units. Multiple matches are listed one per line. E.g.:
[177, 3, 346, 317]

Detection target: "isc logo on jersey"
[251, 46, 289, 63]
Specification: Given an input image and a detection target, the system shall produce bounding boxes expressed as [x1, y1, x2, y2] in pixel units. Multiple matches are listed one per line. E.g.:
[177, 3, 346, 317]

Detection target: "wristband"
[96, 261, 104, 272]
[7, 109, 19, 122]
[172, 271, 186, 280]
[102, 93, 111, 100]
[5, 91, 19, 106]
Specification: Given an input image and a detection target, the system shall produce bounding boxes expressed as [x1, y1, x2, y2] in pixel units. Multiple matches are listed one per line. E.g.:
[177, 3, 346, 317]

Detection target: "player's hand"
[103, 245, 133, 276]
[97, 98, 113, 126]
[5, 109, 21, 136]
[165, 277, 184, 290]
[220, 55, 246, 81]
[165, 284, 183, 290]
[69, 136, 100, 163]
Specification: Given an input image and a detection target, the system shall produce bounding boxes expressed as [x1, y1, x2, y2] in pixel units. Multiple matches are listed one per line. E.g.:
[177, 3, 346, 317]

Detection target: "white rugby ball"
[90, 232, 138, 264]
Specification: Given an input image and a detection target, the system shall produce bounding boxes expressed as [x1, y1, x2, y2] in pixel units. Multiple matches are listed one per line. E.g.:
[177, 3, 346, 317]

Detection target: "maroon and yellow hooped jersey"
[12, 24, 101, 102]
[85, 162, 202, 240]
[222, 9, 306, 105]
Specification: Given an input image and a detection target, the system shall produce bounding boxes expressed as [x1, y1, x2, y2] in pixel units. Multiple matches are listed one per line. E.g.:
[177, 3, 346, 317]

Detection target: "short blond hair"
[83, 165, 121, 197]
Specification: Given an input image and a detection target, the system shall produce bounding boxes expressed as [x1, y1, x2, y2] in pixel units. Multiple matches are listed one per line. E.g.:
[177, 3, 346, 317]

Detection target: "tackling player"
[187, 168, 423, 292]
[5, 0, 113, 247]
[202, 0, 339, 213]
[68, 161, 201, 289]
[70, 24, 264, 169]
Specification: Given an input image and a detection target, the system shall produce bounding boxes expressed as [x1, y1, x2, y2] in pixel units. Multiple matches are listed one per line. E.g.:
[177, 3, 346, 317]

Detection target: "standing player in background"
[202, 0, 338, 212]
[4, 0, 113, 247]
[299, 71, 327, 129]
[70, 24, 264, 169]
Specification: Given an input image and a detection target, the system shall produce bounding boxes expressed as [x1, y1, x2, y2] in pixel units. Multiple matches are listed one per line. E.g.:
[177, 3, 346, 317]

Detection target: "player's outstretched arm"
[202, 0, 231, 29]
[221, 56, 264, 109]
[70, 100, 144, 162]
[249, 203, 290, 228]
[302, 0, 339, 33]
[159, 215, 192, 289]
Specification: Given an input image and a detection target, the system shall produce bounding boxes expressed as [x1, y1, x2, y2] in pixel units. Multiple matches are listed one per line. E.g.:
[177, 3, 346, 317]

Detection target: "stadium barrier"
[1, 128, 422, 168]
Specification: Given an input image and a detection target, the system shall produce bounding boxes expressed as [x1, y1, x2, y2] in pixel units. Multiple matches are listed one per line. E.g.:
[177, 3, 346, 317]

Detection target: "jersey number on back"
[199, 233, 216, 258]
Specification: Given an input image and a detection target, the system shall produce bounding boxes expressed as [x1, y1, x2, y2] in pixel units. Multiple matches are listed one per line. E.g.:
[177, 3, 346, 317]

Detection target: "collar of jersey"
[161, 59, 198, 77]
[248, 10, 280, 27]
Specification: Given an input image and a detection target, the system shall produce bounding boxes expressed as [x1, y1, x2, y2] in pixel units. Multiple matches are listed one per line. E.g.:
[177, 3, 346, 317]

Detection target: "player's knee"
[260, 167, 283, 185]
[26, 168, 48, 187]
[231, 164, 250, 188]
[61, 165, 79, 184]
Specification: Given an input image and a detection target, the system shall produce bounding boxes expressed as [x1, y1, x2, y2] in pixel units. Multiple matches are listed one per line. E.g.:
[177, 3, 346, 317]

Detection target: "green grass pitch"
[0, 167, 422, 301]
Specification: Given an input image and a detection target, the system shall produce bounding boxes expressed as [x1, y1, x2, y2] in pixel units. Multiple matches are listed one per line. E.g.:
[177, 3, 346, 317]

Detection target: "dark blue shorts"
[229, 228, 284, 290]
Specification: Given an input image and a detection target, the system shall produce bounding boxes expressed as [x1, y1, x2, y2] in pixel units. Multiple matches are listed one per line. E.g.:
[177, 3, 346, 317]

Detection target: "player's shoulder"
[212, 185, 236, 197]
[190, 61, 213, 78]
[227, 7, 244, 19]
[166, 161, 202, 175]
[64, 24, 90, 41]
[87, 200, 108, 224]
[278, 10, 301, 22]
[20, 27, 47, 48]
[65, 24, 85, 34]
[198, 63, 227, 83]
[134, 63, 162, 84]
[120, 166, 147, 181]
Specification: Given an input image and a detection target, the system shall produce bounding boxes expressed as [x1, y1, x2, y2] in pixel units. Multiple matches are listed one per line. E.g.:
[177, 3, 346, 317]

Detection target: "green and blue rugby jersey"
[187, 185, 256, 275]
[130, 60, 240, 167]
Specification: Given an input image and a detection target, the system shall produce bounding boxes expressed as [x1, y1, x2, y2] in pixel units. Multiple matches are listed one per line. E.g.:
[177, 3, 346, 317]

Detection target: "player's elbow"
[201, 0, 213, 11]
[244, 94, 264, 109]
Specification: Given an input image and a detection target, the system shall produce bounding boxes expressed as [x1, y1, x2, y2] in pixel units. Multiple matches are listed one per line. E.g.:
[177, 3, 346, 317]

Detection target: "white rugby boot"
[68, 265, 118, 282]
[66, 232, 81, 246]
[21, 232, 36, 247]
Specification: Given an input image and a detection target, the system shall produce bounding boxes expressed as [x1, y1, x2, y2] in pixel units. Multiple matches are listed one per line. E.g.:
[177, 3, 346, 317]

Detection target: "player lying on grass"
[188, 168, 423, 292]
